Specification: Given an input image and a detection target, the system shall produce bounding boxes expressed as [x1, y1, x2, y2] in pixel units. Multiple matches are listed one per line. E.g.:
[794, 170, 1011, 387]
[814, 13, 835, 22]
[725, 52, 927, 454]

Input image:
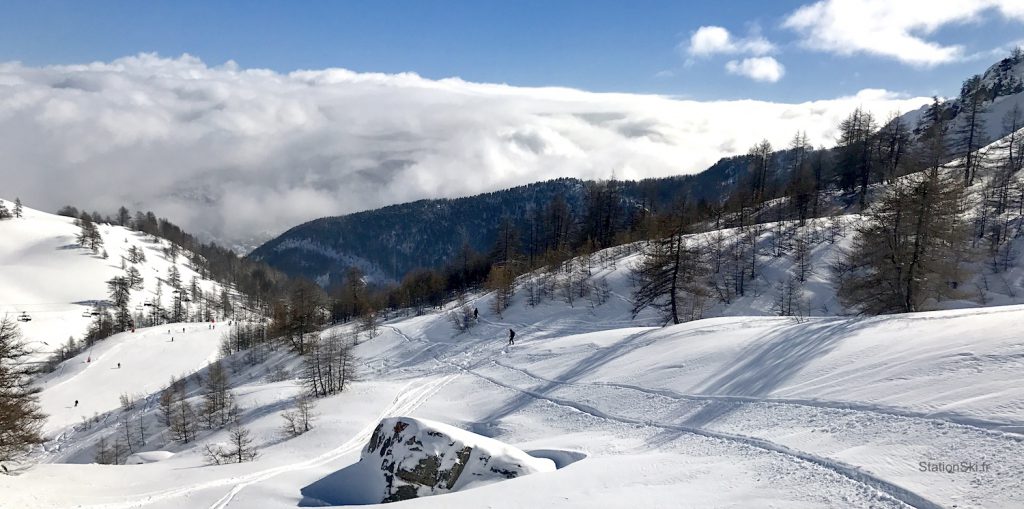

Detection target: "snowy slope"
[0, 199, 226, 364]
[2, 250, 1023, 508]
[35, 323, 224, 436]
[5, 144, 1024, 509]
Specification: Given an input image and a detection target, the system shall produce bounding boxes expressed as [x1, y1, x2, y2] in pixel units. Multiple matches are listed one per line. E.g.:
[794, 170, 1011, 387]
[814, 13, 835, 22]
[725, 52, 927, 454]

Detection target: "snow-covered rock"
[362, 417, 555, 503]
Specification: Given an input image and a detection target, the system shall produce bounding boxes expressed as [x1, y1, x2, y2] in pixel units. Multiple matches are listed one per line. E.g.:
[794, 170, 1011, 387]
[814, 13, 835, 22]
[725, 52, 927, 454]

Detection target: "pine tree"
[219, 288, 233, 319]
[0, 318, 46, 461]
[835, 99, 968, 314]
[126, 266, 144, 291]
[485, 264, 515, 316]
[747, 139, 774, 205]
[632, 220, 710, 325]
[225, 420, 258, 463]
[954, 75, 990, 186]
[116, 206, 131, 227]
[107, 276, 132, 331]
[876, 112, 910, 181]
[201, 360, 232, 428]
[13, 198, 22, 218]
[836, 107, 879, 209]
[84, 309, 116, 345]
[189, 276, 201, 302]
[0, 202, 10, 220]
[580, 180, 622, 249]
[168, 384, 197, 443]
[94, 435, 116, 465]
[167, 265, 181, 290]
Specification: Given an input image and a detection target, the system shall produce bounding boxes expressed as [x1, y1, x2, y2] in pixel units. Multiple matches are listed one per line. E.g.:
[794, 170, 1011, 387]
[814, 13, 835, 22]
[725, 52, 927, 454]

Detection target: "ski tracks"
[72, 374, 458, 509]
[452, 361, 940, 509]
[207, 373, 458, 509]
[492, 359, 1024, 437]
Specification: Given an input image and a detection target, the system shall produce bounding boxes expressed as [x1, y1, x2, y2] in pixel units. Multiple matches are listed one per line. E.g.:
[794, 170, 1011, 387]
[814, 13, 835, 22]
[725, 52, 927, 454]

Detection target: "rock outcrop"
[362, 417, 555, 503]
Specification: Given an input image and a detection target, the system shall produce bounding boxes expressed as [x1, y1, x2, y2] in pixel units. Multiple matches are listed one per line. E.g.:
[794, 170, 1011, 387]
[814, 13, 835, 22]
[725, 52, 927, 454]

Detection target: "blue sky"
[1, 0, 1022, 102]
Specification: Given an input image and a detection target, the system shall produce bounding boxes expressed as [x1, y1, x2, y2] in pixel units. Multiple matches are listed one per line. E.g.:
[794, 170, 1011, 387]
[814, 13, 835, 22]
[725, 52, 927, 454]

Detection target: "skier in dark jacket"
[508, 328, 516, 346]
[473, 308, 479, 320]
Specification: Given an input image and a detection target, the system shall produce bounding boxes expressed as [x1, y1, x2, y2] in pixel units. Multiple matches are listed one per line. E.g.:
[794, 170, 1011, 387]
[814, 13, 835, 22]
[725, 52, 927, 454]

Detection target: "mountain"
[247, 175, 727, 285]
[246, 152, 796, 285]
[899, 49, 1024, 139]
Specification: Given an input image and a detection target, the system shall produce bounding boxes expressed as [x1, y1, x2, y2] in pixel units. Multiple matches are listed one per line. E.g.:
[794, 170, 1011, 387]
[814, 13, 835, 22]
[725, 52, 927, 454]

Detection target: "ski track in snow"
[453, 359, 935, 509]
[207, 373, 458, 509]
[68, 374, 458, 509]
[490, 359, 1024, 436]
[388, 323, 947, 509]
[486, 358, 1024, 507]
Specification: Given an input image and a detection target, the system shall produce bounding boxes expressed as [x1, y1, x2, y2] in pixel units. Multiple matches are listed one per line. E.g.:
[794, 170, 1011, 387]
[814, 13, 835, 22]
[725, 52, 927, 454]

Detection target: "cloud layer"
[0, 54, 930, 248]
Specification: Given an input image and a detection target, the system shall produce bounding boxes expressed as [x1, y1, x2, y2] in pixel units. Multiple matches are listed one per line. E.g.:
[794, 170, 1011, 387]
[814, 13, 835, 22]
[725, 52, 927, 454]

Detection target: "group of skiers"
[72, 321, 238, 409]
[468, 305, 516, 346]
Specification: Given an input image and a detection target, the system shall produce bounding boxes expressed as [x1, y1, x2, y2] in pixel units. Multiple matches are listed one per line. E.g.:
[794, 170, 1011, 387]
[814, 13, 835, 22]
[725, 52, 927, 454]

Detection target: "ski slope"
[0, 199, 225, 366]
[35, 323, 224, 436]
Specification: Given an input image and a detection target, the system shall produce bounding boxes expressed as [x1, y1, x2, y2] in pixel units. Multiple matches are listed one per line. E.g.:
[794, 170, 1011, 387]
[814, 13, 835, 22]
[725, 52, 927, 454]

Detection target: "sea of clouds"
[0, 53, 930, 249]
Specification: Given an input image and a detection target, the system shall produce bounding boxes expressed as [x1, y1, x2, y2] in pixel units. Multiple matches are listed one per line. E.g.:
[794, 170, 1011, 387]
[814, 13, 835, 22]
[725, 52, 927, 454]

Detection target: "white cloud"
[783, 0, 1024, 67]
[0, 54, 930, 247]
[725, 57, 786, 82]
[687, 26, 776, 58]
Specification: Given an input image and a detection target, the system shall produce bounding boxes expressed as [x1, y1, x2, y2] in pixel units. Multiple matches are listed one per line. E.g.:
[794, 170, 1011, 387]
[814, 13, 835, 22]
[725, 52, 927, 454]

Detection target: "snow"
[126, 451, 175, 465]
[0, 200, 226, 367]
[301, 416, 555, 505]
[35, 323, 224, 436]
[1, 196, 1023, 508]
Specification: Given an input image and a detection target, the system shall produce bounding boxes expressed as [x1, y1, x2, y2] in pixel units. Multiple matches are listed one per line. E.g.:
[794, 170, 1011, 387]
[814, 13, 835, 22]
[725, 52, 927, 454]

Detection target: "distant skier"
[74, 400, 78, 408]
[182, 327, 185, 333]
[117, 362, 121, 369]
[473, 308, 479, 320]
[508, 328, 516, 346]
[171, 337, 174, 342]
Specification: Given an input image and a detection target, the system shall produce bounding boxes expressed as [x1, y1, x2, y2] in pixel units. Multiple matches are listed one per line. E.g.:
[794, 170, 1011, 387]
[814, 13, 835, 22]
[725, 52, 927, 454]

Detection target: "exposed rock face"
[363, 417, 555, 503]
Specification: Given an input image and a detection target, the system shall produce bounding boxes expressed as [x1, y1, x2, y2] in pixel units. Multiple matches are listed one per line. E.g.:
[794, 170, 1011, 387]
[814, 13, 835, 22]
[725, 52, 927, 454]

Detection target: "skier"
[74, 400, 78, 408]
[473, 308, 479, 320]
[117, 362, 121, 369]
[508, 328, 516, 346]
[171, 337, 174, 342]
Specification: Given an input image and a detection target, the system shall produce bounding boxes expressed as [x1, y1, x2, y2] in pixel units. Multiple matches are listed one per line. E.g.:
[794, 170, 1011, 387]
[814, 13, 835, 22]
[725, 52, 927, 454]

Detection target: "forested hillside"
[252, 51, 1024, 292]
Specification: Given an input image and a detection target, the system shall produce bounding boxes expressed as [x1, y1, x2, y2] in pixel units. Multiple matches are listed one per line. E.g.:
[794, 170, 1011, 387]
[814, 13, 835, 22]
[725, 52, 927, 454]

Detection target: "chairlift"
[17, 312, 31, 322]
[82, 311, 92, 318]
[135, 305, 143, 311]
[90, 310, 100, 316]
[144, 302, 153, 307]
